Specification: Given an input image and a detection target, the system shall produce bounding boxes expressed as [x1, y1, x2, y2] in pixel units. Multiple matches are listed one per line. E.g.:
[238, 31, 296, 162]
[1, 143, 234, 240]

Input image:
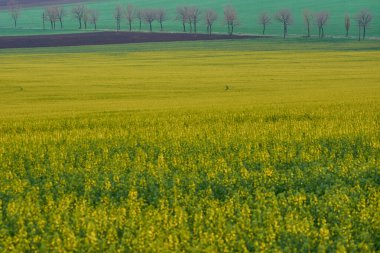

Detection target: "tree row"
[3, 0, 375, 40]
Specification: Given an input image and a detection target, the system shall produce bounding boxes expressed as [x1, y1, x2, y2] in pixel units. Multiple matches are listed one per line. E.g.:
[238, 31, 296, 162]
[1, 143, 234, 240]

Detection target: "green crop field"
[0, 0, 380, 37]
[0, 39, 379, 252]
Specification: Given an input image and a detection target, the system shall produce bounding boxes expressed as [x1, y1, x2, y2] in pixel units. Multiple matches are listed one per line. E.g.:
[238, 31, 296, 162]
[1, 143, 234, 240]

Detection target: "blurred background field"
[1, 39, 379, 118]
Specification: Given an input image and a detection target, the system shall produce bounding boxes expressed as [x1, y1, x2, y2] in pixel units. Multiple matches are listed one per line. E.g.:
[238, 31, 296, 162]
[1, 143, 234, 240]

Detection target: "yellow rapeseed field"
[1, 40, 379, 117]
[0, 40, 379, 252]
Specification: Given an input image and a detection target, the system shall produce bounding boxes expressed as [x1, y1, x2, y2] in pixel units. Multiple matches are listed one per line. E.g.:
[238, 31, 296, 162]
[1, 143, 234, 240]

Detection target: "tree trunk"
[160, 22, 163, 31]
[358, 26, 361, 41]
[230, 24, 234, 36]
[149, 22, 152, 32]
[262, 24, 266, 35]
[182, 22, 186, 32]
[189, 21, 192, 33]
[14, 19, 17, 28]
[363, 26, 366, 40]
[78, 18, 82, 29]
[194, 19, 197, 33]
[129, 22, 132, 32]
[60, 19, 63, 29]
[209, 25, 212, 35]
[286, 25, 288, 38]
[321, 27, 324, 38]
[139, 20, 142, 30]
[95, 23, 97, 30]
[283, 23, 286, 39]
[307, 23, 310, 37]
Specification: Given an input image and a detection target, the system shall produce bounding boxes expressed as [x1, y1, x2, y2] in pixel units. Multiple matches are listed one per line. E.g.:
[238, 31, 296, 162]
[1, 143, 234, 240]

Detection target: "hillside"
[0, 0, 379, 37]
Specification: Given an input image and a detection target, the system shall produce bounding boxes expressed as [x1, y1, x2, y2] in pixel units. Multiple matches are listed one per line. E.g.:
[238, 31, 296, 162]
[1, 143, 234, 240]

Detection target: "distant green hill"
[0, 0, 379, 37]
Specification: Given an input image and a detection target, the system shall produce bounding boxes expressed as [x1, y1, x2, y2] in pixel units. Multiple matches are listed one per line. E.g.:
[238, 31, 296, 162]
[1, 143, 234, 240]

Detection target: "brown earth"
[0, 31, 259, 49]
[0, 0, 89, 7]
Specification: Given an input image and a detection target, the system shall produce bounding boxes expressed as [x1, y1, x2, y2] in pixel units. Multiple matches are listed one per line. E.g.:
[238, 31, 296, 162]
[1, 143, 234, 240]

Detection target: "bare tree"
[88, 9, 99, 30]
[315, 11, 329, 38]
[42, 10, 46, 30]
[205, 9, 217, 35]
[258, 12, 271, 35]
[56, 6, 65, 29]
[187, 8, 193, 32]
[83, 9, 90, 29]
[142, 9, 156, 32]
[114, 5, 124, 31]
[45, 6, 58, 30]
[224, 5, 238, 36]
[8, 0, 21, 28]
[176, 6, 189, 32]
[345, 14, 350, 37]
[136, 8, 143, 31]
[126, 4, 134, 31]
[156, 9, 167, 31]
[275, 9, 293, 39]
[303, 10, 312, 37]
[188, 6, 200, 33]
[356, 10, 373, 41]
[72, 4, 85, 29]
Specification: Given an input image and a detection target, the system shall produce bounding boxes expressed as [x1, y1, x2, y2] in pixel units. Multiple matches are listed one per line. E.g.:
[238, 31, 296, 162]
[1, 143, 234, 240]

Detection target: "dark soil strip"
[0, 31, 259, 49]
[0, 0, 90, 7]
